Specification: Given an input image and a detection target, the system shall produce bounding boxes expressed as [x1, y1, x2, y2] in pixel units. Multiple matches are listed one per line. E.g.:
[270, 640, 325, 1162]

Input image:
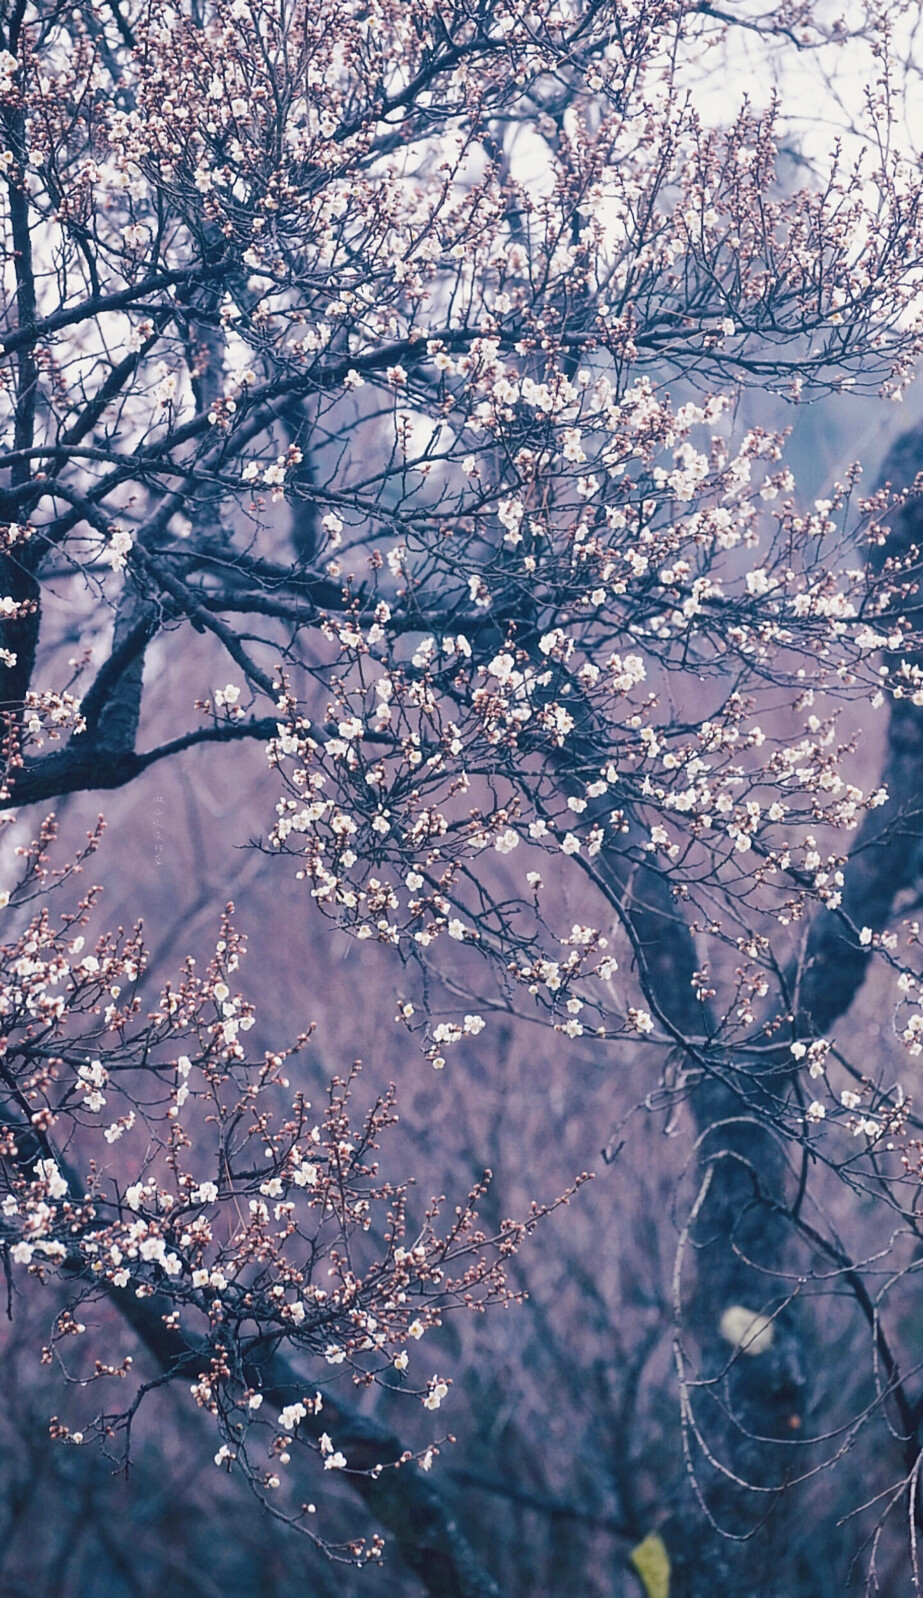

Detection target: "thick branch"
[9, 718, 279, 806]
[797, 427, 923, 1033]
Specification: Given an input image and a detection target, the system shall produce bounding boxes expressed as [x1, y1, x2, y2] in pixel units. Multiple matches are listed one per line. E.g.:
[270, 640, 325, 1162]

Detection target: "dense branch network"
[4, 0, 923, 1590]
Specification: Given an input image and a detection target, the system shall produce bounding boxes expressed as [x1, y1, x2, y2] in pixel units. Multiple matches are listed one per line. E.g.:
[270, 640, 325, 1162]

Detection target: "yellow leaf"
[630, 1532, 670, 1598]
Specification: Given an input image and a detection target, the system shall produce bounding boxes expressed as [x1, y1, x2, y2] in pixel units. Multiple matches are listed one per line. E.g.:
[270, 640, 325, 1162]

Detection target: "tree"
[3, 0, 923, 1591]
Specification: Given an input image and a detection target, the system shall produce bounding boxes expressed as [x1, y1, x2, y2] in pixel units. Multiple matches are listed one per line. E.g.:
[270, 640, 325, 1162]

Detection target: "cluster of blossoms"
[263, 454, 911, 1061]
[0, 821, 583, 1538]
